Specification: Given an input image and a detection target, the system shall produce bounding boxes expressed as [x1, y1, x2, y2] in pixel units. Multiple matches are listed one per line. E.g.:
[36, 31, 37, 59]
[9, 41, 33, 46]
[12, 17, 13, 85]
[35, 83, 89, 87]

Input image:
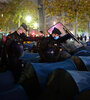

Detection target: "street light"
[34, 23, 38, 29]
[53, 21, 56, 25]
[25, 16, 32, 35]
[1, 14, 3, 17]
[25, 16, 32, 23]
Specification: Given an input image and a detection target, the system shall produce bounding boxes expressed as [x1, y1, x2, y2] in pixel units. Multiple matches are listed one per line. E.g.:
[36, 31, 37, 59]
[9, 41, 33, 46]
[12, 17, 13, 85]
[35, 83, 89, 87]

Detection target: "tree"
[0, 0, 38, 30]
[43, 0, 90, 32]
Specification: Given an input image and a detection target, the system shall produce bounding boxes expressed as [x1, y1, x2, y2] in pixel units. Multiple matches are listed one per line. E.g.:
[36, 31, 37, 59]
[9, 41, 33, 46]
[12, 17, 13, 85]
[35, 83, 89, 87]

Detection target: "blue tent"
[0, 71, 15, 92]
[0, 85, 28, 100]
[31, 59, 77, 88]
[39, 69, 90, 100]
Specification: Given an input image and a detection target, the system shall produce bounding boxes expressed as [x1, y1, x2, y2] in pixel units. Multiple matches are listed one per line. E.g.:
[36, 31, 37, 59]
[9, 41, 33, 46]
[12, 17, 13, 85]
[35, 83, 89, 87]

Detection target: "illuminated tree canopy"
[43, 0, 90, 32]
[0, 0, 38, 30]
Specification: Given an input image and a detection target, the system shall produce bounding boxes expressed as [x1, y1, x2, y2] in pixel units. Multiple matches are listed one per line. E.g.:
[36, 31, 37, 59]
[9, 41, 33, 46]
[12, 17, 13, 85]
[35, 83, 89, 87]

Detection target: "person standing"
[0, 23, 28, 70]
[38, 27, 71, 62]
[84, 35, 87, 42]
[6, 23, 28, 44]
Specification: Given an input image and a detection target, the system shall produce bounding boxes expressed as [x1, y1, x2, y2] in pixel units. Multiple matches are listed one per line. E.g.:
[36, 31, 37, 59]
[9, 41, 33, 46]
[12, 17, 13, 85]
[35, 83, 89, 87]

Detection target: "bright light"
[1, 14, 3, 17]
[31, 31, 36, 37]
[53, 21, 56, 25]
[32, 32, 35, 35]
[25, 16, 32, 23]
[34, 23, 38, 29]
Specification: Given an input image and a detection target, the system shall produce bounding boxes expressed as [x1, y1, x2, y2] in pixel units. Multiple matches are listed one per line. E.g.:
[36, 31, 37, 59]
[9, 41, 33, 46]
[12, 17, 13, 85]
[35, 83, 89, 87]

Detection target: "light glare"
[26, 16, 32, 23]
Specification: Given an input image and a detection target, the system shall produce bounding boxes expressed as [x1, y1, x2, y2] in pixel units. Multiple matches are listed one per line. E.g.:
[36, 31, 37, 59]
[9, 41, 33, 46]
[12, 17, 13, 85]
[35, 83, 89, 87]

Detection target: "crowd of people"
[77, 34, 87, 42]
[0, 23, 73, 99]
[0, 23, 73, 80]
[0, 22, 89, 100]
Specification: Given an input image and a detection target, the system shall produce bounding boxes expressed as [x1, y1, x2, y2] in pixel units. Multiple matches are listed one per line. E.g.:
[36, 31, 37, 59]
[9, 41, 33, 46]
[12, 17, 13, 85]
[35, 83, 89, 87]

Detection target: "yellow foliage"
[43, 0, 90, 30]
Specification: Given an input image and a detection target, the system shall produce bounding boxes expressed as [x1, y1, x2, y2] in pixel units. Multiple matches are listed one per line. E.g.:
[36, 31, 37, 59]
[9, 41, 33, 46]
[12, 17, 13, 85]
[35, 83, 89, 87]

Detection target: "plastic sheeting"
[79, 56, 90, 71]
[73, 50, 90, 56]
[41, 69, 90, 100]
[20, 51, 40, 63]
[0, 71, 15, 92]
[0, 85, 28, 100]
[31, 59, 77, 88]
[86, 46, 90, 52]
[67, 70, 90, 92]
[86, 41, 90, 46]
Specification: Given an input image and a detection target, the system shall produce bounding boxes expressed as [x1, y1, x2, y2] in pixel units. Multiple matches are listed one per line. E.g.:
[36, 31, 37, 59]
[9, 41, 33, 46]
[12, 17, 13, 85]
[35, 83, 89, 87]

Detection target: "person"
[0, 23, 27, 68]
[18, 27, 72, 100]
[80, 35, 83, 41]
[84, 35, 87, 41]
[0, 39, 25, 81]
[38, 27, 71, 62]
[6, 23, 41, 46]
[6, 41, 25, 82]
[77, 35, 80, 41]
[0, 23, 41, 69]
[6, 23, 28, 44]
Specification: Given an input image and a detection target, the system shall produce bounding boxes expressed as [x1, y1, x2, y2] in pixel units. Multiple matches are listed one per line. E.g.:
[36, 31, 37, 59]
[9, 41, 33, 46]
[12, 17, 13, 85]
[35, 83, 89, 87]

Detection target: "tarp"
[67, 70, 90, 92]
[79, 56, 90, 71]
[31, 59, 77, 88]
[86, 46, 90, 52]
[23, 43, 34, 51]
[42, 69, 90, 100]
[19, 51, 40, 63]
[86, 41, 90, 46]
[73, 50, 90, 56]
